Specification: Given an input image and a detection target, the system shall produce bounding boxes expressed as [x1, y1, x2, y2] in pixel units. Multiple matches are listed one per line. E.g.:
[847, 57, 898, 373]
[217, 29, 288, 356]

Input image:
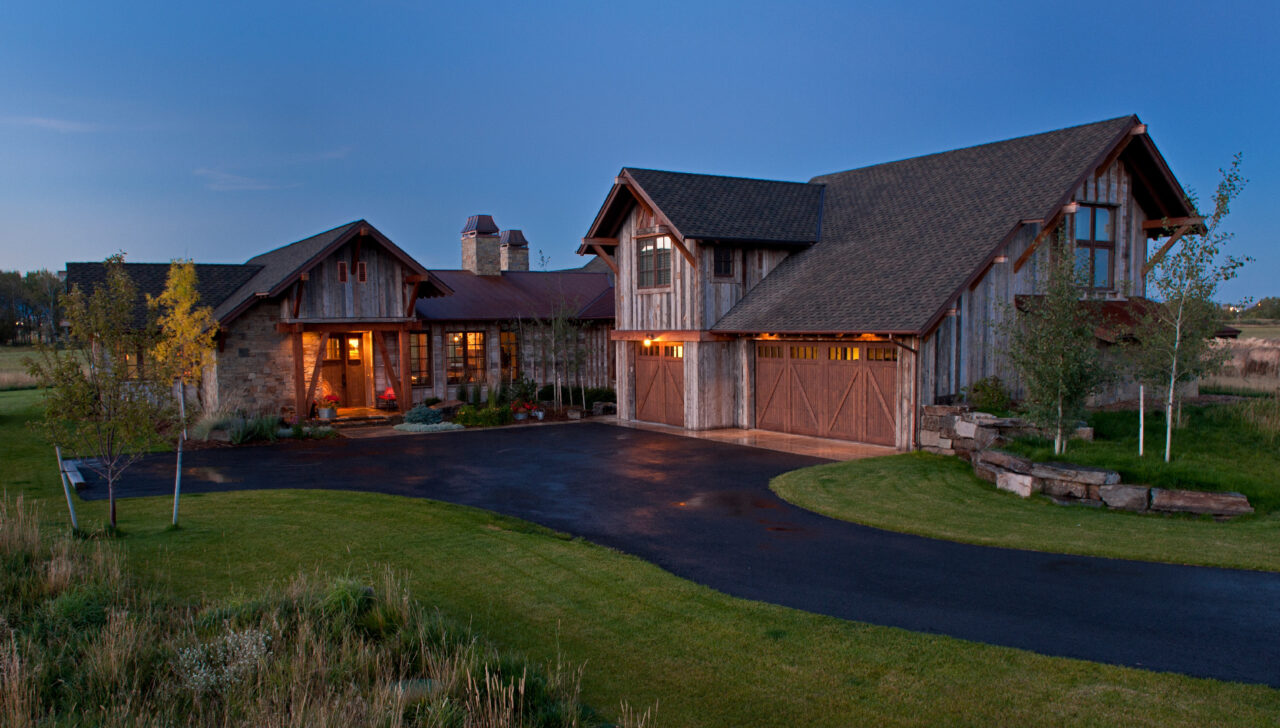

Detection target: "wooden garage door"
[755, 341, 898, 446]
[636, 343, 685, 427]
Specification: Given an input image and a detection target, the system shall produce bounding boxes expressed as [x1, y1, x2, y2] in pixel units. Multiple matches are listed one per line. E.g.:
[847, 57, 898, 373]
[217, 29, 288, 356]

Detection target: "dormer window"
[713, 247, 734, 278]
[637, 235, 672, 288]
[1074, 204, 1114, 290]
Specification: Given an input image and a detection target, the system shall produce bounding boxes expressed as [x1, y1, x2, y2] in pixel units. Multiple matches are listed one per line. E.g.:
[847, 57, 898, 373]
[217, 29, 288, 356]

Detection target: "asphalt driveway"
[82, 422, 1280, 686]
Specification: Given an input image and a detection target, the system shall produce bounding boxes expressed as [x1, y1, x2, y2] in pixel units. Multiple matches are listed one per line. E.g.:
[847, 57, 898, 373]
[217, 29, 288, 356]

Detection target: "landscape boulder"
[1098, 484, 1150, 512]
[996, 472, 1040, 498]
[974, 449, 1032, 474]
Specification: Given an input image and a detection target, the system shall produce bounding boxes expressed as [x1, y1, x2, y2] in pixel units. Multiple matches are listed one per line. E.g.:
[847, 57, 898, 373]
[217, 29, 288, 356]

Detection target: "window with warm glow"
[446, 330, 486, 384]
[325, 337, 343, 361]
[409, 331, 431, 386]
[499, 328, 519, 383]
[346, 337, 361, 362]
[1074, 204, 1115, 290]
[637, 235, 672, 288]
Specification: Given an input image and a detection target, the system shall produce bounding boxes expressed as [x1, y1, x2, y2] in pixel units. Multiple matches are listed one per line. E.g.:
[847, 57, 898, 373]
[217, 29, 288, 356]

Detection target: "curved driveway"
[88, 422, 1280, 686]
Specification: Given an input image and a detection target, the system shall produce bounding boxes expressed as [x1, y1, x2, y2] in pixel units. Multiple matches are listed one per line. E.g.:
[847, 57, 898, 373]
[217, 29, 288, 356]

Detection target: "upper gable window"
[713, 247, 734, 278]
[357, 261, 367, 283]
[1074, 204, 1115, 290]
[637, 235, 672, 288]
[338, 261, 349, 283]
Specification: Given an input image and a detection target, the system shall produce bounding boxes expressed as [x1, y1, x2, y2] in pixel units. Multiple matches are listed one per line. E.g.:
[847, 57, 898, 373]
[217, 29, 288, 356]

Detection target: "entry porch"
[278, 320, 416, 421]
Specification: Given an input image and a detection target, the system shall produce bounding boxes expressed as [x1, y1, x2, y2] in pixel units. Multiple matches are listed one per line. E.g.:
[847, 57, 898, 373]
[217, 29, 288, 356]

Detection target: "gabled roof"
[713, 115, 1196, 334]
[584, 168, 824, 247]
[64, 262, 261, 327]
[213, 219, 431, 324]
[416, 270, 613, 321]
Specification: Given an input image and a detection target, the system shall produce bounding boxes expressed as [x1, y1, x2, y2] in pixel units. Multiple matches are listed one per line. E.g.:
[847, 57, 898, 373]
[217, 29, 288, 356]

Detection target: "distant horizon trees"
[0, 269, 63, 345]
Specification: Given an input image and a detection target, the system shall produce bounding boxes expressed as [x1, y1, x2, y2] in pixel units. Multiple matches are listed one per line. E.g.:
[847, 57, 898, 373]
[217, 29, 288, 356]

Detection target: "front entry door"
[323, 333, 367, 408]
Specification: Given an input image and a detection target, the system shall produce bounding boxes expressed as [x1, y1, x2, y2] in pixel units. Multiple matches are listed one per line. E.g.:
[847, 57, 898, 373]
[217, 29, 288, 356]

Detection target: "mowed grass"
[772, 404, 1280, 572]
[1235, 323, 1280, 339]
[5, 390, 1280, 726]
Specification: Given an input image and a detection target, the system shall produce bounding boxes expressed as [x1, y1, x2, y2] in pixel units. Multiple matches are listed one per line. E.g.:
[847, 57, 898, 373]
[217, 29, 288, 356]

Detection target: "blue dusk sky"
[1, 1, 1276, 301]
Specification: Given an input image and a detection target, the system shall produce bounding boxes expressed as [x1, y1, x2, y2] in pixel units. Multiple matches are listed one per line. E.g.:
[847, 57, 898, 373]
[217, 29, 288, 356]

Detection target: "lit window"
[1074, 204, 1115, 290]
[637, 235, 672, 288]
[446, 330, 486, 384]
[500, 328, 519, 383]
[346, 337, 361, 362]
[409, 332, 431, 386]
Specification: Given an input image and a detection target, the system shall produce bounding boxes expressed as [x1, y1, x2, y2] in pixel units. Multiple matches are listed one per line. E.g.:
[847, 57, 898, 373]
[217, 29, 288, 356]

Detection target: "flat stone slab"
[1041, 478, 1088, 500]
[975, 449, 1032, 474]
[1150, 488, 1254, 517]
[1029, 461, 1121, 486]
[1099, 484, 1150, 511]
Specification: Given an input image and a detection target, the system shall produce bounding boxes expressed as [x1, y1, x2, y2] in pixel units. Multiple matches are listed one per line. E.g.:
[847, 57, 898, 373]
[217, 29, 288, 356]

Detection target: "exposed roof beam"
[669, 236, 698, 270]
[1142, 216, 1205, 231]
[1013, 203, 1076, 274]
[1143, 223, 1193, 275]
[590, 244, 620, 276]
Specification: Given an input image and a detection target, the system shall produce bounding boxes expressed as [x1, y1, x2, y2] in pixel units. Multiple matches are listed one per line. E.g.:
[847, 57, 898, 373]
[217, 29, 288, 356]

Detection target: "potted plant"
[511, 399, 534, 421]
[318, 393, 339, 420]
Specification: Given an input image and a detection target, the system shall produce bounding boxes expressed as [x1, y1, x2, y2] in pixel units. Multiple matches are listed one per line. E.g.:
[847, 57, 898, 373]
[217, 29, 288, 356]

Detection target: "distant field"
[1237, 323, 1280, 340]
[0, 345, 38, 390]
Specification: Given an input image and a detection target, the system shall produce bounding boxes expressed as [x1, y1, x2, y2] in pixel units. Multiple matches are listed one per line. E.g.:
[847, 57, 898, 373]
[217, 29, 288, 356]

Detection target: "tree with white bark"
[1132, 154, 1248, 462]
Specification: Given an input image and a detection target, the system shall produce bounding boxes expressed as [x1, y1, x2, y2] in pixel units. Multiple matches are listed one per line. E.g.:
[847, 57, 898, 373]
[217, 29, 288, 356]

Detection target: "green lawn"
[0, 344, 39, 389]
[6, 389, 1280, 726]
[772, 405, 1280, 572]
[1235, 322, 1280, 339]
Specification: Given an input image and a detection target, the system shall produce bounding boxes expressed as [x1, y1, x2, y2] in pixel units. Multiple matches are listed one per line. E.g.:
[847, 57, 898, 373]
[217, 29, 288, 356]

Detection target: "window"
[357, 261, 367, 283]
[1074, 204, 1115, 290]
[409, 332, 431, 386]
[789, 345, 817, 360]
[662, 344, 683, 358]
[346, 337, 361, 362]
[338, 261, 349, 282]
[829, 346, 860, 361]
[639, 342, 660, 356]
[713, 247, 734, 278]
[757, 344, 782, 359]
[446, 330, 486, 384]
[122, 346, 143, 379]
[637, 235, 672, 288]
[325, 337, 343, 361]
[867, 347, 898, 362]
[500, 327, 519, 383]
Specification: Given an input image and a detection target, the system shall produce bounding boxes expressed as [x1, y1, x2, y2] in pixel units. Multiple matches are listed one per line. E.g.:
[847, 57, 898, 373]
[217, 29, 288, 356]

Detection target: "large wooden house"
[580, 115, 1200, 449]
[65, 217, 613, 420]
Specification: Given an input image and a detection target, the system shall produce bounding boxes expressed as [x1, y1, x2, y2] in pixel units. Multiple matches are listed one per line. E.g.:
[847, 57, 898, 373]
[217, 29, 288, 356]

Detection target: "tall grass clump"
[0, 495, 655, 727]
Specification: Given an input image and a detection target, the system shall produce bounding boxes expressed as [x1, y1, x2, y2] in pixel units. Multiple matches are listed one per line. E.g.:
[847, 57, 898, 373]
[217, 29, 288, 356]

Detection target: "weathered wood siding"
[283, 240, 411, 322]
[920, 156, 1151, 406]
[702, 245, 792, 325]
[409, 320, 613, 404]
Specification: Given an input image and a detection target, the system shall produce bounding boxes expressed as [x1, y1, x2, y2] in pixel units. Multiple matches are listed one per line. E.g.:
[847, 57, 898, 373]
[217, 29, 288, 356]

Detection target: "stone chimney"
[461, 214, 501, 276]
[499, 229, 530, 272]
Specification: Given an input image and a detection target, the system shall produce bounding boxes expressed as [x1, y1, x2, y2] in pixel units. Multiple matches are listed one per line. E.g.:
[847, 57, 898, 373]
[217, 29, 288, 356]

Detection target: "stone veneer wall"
[214, 300, 323, 419]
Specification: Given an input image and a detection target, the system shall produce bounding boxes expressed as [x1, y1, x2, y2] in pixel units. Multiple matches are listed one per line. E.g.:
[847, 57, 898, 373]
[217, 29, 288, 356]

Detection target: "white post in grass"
[1138, 384, 1145, 457]
[173, 385, 185, 526]
[54, 446, 79, 531]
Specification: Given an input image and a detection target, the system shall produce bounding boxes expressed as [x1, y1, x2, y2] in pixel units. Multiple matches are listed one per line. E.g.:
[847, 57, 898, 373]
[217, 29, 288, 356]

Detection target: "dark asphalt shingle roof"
[211, 220, 364, 322]
[64, 262, 262, 327]
[416, 270, 613, 321]
[625, 168, 823, 244]
[713, 116, 1136, 333]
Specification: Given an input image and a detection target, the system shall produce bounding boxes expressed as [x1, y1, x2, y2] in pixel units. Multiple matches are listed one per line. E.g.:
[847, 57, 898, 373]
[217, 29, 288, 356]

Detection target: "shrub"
[404, 404, 443, 425]
[537, 384, 555, 402]
[964, 376, 1012, 415]
[454, 405, 514, 428]
[455, 384, 469, 404]
[583, 387, 616, 408]
[510, 376, 539, 403]
[470, 386, 483, 407]
[392, 422, 464, 433]
[228, 415, 281, 445]
[420, 396, 442, 407]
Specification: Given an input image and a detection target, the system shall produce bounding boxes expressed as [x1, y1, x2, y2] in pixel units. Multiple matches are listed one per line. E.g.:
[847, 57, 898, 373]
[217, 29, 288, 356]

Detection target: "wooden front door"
[322, 333, 367, 408]
[635, 342, 685, 427]
[754, 341, 898, 446]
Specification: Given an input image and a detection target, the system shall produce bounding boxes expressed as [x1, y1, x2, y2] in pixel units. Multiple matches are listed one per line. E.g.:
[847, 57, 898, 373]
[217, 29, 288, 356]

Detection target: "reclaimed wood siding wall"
[920, 157, 1146, 404]
[684, 341, 738, 430]
[702, 246, 792, 324]
[291, 242, 406, 320]
[615, 210, 700, 331]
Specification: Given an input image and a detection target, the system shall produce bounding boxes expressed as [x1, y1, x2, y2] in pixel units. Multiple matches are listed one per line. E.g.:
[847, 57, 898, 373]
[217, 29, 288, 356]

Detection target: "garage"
[635, 342, 685, 427]
[755, 341, 898, 446]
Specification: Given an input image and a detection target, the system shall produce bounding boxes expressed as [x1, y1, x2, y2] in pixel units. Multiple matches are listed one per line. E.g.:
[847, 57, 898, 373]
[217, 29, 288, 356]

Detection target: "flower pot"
[318, 407, 337, 420]
[532, 410, 544, 421]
